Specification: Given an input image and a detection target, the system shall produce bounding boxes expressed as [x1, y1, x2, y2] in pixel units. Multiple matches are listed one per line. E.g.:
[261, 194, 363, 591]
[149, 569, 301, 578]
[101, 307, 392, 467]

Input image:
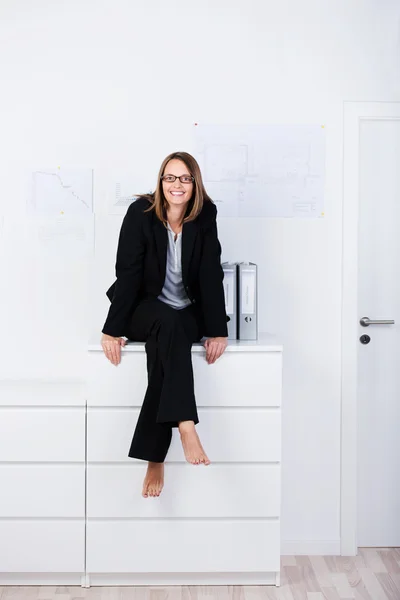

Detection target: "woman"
[101, 151, 228, 498]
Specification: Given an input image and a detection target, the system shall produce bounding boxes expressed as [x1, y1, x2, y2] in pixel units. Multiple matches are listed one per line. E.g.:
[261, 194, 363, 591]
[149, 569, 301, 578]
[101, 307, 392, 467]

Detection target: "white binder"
[222, 262, 238, 340]
[237, 262, 257, 340]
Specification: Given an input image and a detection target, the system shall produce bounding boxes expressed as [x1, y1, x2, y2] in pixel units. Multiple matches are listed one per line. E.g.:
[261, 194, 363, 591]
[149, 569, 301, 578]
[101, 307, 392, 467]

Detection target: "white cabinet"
[86, 333, 283, 586]
[0, 335, 282, 586]
[0, 382, 86, 585]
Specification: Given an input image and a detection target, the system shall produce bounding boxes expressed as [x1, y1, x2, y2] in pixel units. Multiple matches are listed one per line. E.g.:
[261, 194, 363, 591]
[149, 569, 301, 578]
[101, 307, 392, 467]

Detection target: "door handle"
[360, 316, 395, 327]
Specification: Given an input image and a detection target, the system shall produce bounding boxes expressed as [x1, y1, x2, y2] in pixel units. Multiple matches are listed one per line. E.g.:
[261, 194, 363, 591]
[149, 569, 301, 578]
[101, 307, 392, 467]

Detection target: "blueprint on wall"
[194, 124, 326, 218]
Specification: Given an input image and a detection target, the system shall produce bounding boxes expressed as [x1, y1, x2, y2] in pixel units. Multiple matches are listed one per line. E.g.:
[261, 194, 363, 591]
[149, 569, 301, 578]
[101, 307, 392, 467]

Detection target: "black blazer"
[102, 196, 228, 339]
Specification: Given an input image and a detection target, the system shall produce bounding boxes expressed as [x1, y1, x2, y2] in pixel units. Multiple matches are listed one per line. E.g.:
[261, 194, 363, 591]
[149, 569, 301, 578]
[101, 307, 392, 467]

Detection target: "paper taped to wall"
[29, 167, 93, 216]
[32, 214, 95, 260]
[194, 124, 325, 218]
[107, 170, 154, 215]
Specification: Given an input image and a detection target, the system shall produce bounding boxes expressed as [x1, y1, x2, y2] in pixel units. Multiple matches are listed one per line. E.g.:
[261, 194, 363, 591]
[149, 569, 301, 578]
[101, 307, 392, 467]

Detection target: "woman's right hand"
[101, 333, 126, 365]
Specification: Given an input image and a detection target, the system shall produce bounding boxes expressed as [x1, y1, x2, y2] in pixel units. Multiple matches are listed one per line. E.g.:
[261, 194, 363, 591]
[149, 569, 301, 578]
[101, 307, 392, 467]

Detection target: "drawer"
[0, 408, 85, 461]
[193, 351, 282, 407]
[0, 465, 85, 517]
[86, 520, 280, 573]
[88, 407, 281, 462]
[88, 350, 282, 408]
[0, 520, 85, 572]
[87, 464, 280, 518]
[87, 351, 147, 407]
[0, 380, 86, 407]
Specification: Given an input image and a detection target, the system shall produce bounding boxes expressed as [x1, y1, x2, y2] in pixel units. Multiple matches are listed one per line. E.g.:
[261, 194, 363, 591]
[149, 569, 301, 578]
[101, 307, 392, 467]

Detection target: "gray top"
[157, 222, 192, 310]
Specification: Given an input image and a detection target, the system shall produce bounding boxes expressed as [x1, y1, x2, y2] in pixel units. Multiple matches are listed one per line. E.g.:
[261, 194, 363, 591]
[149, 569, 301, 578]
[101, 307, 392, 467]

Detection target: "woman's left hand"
[203, 337, 228, 364]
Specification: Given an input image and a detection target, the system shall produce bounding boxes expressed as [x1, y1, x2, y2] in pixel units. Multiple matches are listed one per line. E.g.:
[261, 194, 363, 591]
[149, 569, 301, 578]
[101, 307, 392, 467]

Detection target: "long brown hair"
[140, 151, 213, 224]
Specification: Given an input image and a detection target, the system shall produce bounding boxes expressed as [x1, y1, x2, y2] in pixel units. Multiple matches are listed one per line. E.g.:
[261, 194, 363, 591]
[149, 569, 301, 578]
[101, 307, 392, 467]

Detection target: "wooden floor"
[1, 549, 400, 600]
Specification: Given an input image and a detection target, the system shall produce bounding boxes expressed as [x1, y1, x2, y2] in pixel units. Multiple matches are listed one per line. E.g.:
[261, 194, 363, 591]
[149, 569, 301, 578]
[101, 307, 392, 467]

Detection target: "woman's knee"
[155, 311, 193, 347]
[157, 306, 182, 329]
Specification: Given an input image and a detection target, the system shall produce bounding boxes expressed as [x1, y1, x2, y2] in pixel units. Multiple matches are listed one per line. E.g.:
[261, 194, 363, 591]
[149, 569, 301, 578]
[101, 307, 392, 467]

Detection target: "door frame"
[341, 101, 400, 555]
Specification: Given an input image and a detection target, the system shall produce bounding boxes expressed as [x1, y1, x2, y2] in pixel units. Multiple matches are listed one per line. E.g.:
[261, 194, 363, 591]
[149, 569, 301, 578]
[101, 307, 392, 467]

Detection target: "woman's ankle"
[178, 420, 195, 432]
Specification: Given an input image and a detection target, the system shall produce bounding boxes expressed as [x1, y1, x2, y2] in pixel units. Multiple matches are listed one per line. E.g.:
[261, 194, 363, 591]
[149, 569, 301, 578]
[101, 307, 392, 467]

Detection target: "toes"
[148, 484, 162, 497]
[143, 477, 164, 497]
[145, 484, 153, 497]
[143, 473, 165, 497]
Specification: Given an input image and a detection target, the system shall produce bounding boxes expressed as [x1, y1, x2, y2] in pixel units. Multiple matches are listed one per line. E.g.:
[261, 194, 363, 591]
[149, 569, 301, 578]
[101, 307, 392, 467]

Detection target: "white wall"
[1, 0, 399, 553]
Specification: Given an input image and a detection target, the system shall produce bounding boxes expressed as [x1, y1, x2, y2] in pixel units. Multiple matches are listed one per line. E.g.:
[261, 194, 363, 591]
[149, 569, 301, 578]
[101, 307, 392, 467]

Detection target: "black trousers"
[125, 298, 203, 463]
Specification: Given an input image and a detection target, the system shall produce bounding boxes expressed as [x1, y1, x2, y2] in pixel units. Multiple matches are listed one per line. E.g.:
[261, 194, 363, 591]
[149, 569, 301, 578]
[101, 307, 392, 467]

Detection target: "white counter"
[88, 331, 283, 353]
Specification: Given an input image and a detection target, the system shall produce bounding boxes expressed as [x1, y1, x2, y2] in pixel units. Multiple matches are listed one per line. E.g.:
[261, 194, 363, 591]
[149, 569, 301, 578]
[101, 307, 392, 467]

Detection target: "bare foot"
[178, 420, 211, 465]
[142, 462, 164, 498]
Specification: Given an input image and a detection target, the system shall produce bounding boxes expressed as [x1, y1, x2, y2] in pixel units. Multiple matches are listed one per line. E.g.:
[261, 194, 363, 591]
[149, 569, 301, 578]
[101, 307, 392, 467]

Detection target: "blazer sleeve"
[198, 205, 228, 338]
[102, 202, 145, 337]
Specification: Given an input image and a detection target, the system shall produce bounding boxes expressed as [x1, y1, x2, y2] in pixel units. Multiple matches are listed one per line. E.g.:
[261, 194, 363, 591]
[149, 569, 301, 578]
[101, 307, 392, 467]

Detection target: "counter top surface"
[89, 332, 283, 353]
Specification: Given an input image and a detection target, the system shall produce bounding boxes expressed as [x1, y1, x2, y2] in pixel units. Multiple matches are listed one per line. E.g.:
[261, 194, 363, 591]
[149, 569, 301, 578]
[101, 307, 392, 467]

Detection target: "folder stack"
[222, 261, 258, 340]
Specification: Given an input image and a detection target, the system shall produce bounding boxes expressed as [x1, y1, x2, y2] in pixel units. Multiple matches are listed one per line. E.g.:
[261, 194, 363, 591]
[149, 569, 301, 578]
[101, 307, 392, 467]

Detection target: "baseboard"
[281, 539, 341, 555]
[0, 572, 280, 587]
[87, 572, 280, 586]
[0, 573, 82, 585]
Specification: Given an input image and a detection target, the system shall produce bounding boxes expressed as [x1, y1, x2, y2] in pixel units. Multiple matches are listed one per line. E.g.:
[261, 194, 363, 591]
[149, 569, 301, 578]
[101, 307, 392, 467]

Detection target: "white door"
[356, 108, 400, 546]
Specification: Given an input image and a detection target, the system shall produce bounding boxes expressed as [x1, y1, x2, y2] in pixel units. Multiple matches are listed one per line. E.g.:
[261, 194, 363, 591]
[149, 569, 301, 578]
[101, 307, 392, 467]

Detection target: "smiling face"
[161, 159, 194, 209]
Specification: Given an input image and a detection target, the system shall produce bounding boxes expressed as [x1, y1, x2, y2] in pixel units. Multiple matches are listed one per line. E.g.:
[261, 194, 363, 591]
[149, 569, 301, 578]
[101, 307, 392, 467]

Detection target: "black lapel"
[181, 219, 197, 284]
[153, 215, 168, 280]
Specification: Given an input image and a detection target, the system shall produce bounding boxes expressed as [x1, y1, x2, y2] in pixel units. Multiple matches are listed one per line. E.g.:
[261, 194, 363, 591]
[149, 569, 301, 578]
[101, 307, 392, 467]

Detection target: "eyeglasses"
[161, 174, 194, 184]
